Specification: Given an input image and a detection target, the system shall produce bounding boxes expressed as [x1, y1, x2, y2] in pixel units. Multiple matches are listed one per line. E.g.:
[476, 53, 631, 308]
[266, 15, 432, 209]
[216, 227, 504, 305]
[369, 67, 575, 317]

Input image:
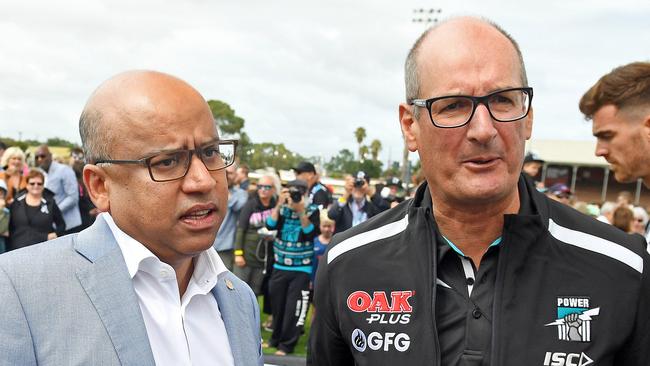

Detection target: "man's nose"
[182, 154, 217, 192]
[466, 104, 498, 144]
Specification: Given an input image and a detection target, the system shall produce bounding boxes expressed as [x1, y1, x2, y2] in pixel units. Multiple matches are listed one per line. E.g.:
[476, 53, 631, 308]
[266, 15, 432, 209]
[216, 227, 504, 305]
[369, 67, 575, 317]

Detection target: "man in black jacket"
[309, 16, 650, 366]
[328, 171, 380, 234]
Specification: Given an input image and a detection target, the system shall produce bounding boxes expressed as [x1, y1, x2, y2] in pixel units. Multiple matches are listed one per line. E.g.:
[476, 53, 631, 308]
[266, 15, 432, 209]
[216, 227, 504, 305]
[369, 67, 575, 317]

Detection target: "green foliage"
[370, 139, 382, 161]
[0, 136, 77, 151]
[245, 142, 305, 170]
[208, 100, 245, 136]
[354, 127, 366, 160]
[207, 99, 254, 164]
[325, 148, 382, 178]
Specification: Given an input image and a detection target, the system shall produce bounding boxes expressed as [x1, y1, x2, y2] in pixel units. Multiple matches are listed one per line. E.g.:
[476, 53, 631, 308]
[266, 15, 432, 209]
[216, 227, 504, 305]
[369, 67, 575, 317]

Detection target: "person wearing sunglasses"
[0, 71, 263, 366]
[7, 169, 65, 250]
[233, 174, 278, 296]
[311, 16, 650, 366]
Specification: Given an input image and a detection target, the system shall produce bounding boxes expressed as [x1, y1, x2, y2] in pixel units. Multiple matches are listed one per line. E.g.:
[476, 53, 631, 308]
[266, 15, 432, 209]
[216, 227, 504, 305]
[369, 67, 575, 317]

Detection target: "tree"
[354, 127, 366, 160]
[370, 139, 382, 161]
[245, 142, 304, 171]
[359, 145, 369, 162]
[325, 148, 382, 179]
[207, 99, 252, 163]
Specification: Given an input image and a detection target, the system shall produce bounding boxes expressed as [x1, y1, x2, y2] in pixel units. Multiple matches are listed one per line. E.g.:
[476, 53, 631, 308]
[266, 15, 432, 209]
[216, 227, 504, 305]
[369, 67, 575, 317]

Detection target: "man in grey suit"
[0, 70, 263, 366]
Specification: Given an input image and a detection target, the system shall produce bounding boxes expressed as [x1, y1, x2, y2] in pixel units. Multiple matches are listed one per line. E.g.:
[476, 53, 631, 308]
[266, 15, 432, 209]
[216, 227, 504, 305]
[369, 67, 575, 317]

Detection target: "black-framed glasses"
[28, 182, 44, 186]
[409, 87, 533, 128]
[94, 139, 237, 182]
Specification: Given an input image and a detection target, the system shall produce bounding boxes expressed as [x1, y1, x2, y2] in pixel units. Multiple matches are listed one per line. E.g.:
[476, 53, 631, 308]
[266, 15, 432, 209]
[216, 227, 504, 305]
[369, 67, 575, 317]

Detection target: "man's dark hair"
[579, 61, 650, 120]
[0, 141, 7, 150]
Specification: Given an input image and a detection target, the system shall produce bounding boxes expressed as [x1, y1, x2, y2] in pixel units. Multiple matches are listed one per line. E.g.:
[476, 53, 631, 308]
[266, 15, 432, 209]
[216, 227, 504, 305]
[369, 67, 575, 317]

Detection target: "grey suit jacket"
[0, 216, 263, 366]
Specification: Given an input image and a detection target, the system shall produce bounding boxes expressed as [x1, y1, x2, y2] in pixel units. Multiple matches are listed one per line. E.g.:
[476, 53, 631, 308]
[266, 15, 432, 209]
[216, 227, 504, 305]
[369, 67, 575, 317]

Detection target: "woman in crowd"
[632, 206, 649, 235]
[8, 169, 65, 250]
[612, 205, 635, 234]
[0, 146, 28, 205]
[233, 174, 277, 295]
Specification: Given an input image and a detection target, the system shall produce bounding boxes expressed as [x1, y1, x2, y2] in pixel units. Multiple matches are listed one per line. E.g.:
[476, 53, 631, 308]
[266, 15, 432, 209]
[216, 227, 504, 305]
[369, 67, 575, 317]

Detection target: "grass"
[259, 297, 313, 357]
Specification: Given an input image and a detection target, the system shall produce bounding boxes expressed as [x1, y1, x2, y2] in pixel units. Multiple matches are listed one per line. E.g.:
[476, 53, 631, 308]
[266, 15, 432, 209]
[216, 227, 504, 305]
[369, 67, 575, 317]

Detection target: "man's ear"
[399, 103, 419, 152]
[83, 164, 110, 212]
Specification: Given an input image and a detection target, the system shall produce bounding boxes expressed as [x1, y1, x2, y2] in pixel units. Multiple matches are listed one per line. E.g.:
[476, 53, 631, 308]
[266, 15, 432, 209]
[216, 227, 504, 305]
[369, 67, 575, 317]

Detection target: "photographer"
[265, 179, 319, 355]
[328, 171, 380, 235]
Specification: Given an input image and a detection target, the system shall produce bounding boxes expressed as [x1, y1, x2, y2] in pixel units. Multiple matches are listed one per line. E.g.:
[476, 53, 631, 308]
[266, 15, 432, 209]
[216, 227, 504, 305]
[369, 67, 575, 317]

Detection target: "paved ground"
[264, 354, 307, 366]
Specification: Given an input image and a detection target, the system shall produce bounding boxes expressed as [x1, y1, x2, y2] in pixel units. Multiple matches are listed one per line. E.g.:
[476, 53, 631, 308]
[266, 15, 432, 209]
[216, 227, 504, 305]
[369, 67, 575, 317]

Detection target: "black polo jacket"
[309, 175, 650, 366]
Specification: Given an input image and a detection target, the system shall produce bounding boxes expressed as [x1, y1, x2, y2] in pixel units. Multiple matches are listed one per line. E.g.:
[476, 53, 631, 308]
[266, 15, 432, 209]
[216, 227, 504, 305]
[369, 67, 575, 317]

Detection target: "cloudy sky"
[1, 0, 648, 165]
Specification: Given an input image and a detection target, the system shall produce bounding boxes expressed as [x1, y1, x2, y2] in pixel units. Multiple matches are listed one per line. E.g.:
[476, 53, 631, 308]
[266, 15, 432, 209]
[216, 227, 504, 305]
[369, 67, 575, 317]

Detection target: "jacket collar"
[73, 215, 156, 366]
[409, 174, 549, 224]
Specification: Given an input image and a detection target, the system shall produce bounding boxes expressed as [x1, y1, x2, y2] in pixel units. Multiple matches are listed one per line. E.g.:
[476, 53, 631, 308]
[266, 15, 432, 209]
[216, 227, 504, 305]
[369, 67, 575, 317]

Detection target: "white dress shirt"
[103, 213, 235, 366]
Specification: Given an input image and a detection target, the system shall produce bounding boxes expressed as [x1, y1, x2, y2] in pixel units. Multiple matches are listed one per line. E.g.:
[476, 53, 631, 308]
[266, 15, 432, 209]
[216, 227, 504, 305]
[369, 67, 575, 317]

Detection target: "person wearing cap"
[266, 179, 320, 355]
[0, 179, 9, 253]
[547, 183, 572, 205]
[327, 171, 380, 234]
[522, 151, 544, 182]
[293, 161, 332, 209]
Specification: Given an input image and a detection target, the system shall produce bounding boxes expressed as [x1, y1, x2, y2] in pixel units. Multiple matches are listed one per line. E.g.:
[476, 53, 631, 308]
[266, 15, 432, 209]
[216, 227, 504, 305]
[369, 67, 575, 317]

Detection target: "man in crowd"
[0, 70, 263, 366]
[267, 179, 320, 356]
[522, 151, 544, 185]
[310, 16, 650, 365]
[0, 141, 6, 171]
[236, 163, 250, 191]
[580, 61, 650, 187]
[327, 170, 380, 234]
[213, 163, 248, 270]
[294, 161, 332, 208]
[35, 144, 81, 233]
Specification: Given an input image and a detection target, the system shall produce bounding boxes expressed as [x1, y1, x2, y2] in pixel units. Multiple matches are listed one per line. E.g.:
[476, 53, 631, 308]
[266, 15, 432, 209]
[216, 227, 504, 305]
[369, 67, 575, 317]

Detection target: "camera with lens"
[354, 178, 366, 188]
[288, 186, 304, 203]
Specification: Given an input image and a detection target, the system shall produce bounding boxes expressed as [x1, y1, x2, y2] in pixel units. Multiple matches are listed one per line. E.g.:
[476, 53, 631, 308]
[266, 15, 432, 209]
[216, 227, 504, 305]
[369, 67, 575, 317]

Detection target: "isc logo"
[543, 352, 593, 366]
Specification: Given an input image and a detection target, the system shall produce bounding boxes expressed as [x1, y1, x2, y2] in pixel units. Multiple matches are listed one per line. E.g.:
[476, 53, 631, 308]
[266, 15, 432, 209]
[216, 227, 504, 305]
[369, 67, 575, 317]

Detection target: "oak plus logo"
[347, 290, 414, 325]
[543, 352, 593, 366]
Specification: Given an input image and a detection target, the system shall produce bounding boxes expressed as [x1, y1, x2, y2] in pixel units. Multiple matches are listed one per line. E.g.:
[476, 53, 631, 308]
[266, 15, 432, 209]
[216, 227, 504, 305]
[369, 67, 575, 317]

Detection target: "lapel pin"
[225, 279, 234, 290]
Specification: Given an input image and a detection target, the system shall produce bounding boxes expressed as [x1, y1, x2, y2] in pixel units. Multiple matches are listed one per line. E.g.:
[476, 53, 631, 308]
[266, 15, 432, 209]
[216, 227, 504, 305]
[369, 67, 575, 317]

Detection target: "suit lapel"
[74, 216, 155, 366]
[212, 272, 261, 366]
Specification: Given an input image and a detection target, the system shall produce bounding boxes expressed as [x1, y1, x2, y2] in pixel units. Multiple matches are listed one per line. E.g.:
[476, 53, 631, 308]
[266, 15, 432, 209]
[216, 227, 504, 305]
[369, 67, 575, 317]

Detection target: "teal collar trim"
[441, 235, 502, 257]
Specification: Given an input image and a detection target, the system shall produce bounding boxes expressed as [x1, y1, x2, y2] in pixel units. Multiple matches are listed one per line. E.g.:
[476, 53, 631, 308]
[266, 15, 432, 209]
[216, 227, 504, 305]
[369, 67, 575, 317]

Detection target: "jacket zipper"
[489, 220, 510, 366]
[423, 208, 442, 365]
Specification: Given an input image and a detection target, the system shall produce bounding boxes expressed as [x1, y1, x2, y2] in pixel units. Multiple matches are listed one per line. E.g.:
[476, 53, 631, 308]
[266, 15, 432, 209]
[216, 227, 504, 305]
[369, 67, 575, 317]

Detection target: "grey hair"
[404, 17, 529, 118]
[79, 108, 112, 163]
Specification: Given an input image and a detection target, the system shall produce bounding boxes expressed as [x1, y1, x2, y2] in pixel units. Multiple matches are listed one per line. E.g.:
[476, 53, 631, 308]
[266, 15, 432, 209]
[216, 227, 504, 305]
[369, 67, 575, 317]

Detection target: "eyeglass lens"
[258, 185, 273, 190]
[148, 142, 235, 181]
[430, 89, 530, 127]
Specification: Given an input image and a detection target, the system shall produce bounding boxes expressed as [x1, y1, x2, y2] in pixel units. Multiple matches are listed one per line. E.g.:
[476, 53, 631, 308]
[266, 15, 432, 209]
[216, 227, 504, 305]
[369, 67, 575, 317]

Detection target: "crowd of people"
[1, 14, 649, 366]
[2, 138, 650, 358]
[0, 142, 98, 253]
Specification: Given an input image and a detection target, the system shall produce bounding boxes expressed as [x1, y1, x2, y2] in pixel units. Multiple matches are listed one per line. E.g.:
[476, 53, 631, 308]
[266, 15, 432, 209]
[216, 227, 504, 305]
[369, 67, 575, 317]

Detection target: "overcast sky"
[1, 0, 649, 165]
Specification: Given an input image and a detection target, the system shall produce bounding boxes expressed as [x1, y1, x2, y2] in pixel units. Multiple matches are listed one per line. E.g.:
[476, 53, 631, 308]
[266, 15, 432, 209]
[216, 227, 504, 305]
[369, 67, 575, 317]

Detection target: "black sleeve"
[313, 189, 331, 208]
[51, 202, 66, 236]
[614, 247, 650, 365]
[328, 202, 343, 222]
[308, 252, 355, 366]
[235, 200, 255, 251]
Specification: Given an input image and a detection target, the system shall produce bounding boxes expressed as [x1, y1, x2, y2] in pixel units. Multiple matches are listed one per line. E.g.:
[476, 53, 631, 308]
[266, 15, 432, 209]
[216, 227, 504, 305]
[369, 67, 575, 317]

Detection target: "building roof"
[526, 139, 608, 167]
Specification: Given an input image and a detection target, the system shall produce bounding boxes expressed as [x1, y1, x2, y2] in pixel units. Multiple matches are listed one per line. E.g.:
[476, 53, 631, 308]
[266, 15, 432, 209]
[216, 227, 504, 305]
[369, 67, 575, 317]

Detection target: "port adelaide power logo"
[347, 290, 414, 324]
[544, 296, 600, 342]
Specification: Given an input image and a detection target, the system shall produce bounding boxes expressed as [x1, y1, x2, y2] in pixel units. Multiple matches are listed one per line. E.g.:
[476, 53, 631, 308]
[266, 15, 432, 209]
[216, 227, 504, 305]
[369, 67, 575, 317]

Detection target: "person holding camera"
[328, 171, 380, 235]
[265, 179, 320, 355]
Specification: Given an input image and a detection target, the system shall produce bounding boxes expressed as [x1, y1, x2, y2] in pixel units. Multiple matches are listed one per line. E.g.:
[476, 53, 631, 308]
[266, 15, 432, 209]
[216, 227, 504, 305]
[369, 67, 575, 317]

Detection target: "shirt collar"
[102, 212, 228, 284]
